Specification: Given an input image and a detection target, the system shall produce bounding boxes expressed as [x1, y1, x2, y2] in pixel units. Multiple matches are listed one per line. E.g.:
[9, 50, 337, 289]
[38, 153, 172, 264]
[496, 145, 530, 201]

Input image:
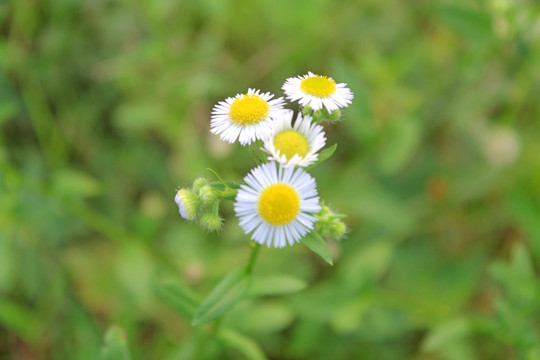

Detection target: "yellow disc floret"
[258, 184, 300, 225]
[300, 76, 336, 97]
[273, 130, 310, 160]
[229, 94, 270, 125]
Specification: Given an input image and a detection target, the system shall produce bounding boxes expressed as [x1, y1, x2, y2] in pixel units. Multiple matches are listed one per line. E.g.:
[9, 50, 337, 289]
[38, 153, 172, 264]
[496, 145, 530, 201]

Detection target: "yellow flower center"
[228, 94, 270, 125]
[273, 130, 310, 160]
[300, 75, 336, 97]
[258, 184, 300, 226]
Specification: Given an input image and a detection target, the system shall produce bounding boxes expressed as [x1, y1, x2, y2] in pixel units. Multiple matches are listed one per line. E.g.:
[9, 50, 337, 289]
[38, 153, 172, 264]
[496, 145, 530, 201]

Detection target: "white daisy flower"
[210, 88, 286, 146]
[234, 162, 321, 248]
[262, 111, 326, 167]
[282, 71, 353, 112]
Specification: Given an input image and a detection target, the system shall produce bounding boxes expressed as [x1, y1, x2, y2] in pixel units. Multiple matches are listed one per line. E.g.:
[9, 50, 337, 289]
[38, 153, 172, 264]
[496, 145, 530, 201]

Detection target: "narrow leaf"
[207, 168, 229, 188]
[0, 299, 40, 344]
[152, 278, 200, 319]
[193, 269, 251, 325]
[377, 118, 421, 175]
[219, 329, 268, 360]
[209, 181, 240, 200]
[209, 181, 241, 191]
[248, 275, 307, 297]
[0, 101, 18, 125]
[300, 232, 333, 265]
[434, 4, 493, 40]
[305, 144, 337, 170]
[422, 317, 469, 352]
[102, 326, 131, 360]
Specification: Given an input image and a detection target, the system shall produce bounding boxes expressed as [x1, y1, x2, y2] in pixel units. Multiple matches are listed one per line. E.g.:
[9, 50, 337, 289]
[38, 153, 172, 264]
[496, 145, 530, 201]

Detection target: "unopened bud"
[174, 189, 199, 220]
[312, 109, 325, 122]
[328, 109, 342, 122]
[192, 177, 208, 192]
[317, 218, 347, 241]
[200, 212, 223, 231]
[302, 105, 313, 116]
[199, 185, 218, 205]
[315, 203, 347, 241]
[330, 220, 347, 240]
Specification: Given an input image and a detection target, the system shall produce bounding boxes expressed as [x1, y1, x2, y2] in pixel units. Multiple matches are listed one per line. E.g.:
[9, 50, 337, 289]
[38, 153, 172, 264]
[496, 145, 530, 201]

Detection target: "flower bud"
[317, 218, 347, 240]
[200, 212, 223, 231]
[302, 105, 313, 116]
[192, 177, 208, 192]
[315, 203, 347, 241]
[312, 109, 325, 122]
[329, 220, 347, 240]
[174, 189, 199, 220]
[199, 185, 218, 205]
[328, 109, 342, 122]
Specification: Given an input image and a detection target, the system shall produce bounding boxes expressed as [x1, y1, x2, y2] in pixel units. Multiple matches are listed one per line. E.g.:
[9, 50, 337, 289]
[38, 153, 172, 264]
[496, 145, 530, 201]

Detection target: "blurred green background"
[1, 0, 540, 359]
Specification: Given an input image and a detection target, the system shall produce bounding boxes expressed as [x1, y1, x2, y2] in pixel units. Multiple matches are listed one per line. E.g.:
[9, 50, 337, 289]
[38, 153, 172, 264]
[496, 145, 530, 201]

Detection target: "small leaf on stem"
[305, 144, 337, 170]
[300, 232, 333, 265]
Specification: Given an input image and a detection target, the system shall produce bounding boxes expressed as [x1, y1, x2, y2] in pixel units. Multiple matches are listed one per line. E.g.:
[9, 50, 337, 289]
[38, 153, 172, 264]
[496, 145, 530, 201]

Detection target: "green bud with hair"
[329, 220, 347, 240]
[302, 105, 313, 116]
[312, 109, 325, 122]
[328, 109, 341, 122]
[200, 212, 223, 231]
[192, 177, 208, 192]
[174, 189, 200, 221]
[199, 185, 218, 205]
[315, 203, 347, 241]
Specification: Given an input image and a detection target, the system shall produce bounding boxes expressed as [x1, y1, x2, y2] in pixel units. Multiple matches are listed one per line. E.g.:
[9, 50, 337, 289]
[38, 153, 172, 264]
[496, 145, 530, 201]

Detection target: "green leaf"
[305, 144, 337, 170]
[0, 299, 40, 344]
[209, 181, 241, 190]
[422, 317, 469, 352]
[102, 326, 131, 360]
[0, 236, 15, 292]
[248, 275, 307, 297]
[210, 181, 240, 200]
[507, 190, 540, 263]
[218, 329, 267, 360]
[51, 169, 102, 198]
[153, 278, 201, 318]
[378, 119, 421, 175]
[0, 101, 18, 125]
[193, 269, 251, 325]
[434, 4, 493, 40]
[300, 232, 333, 265]
[233, 302, 295, 334]
[488, 243, 539, 304]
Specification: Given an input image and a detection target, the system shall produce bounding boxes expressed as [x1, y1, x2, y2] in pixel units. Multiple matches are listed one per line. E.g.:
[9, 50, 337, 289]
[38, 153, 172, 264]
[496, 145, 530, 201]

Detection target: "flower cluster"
[175, 72, 352, 249]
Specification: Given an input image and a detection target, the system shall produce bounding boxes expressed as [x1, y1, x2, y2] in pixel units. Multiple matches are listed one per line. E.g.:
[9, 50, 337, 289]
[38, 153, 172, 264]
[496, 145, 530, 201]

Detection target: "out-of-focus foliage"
[1, 0, 540, 359]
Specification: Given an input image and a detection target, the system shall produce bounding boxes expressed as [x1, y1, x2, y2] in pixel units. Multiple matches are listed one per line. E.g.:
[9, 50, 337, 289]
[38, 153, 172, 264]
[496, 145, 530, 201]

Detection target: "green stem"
[218, 187, 238, 199]
[245, 243, 262, 274]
